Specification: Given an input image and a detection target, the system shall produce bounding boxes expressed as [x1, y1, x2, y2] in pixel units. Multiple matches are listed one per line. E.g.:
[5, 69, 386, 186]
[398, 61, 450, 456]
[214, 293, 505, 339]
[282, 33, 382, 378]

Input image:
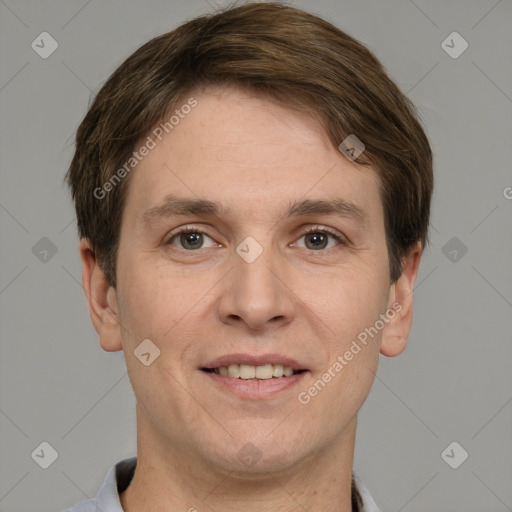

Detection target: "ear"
[79, 238, 123, 352]
[380, 242, 423, 357]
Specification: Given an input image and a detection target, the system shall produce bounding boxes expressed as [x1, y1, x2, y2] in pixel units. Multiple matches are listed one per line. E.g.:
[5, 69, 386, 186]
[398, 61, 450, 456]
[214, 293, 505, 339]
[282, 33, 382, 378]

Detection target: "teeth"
[255, 364, 273, 379]
[239, 365, 256, 379]
[213, 363, 299, 379]
[272, 364, 284, 378]
[228, 364, 240, 378]
[283, 366, 294, 377]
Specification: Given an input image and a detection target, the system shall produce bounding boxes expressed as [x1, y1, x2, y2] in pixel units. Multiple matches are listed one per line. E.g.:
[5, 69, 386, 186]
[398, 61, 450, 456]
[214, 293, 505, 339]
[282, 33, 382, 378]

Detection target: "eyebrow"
[141, 194, 368, 228]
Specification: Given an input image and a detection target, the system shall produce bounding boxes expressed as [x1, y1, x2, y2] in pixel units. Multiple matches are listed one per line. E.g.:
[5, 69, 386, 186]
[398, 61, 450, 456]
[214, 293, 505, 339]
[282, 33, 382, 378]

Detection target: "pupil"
[182, 232, 202, 249]
[306, 232, 327, 250]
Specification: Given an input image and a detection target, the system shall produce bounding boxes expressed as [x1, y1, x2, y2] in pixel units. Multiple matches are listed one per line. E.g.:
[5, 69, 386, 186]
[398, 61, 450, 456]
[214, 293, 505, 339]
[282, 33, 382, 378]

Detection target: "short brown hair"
[65, 1, 433, 289]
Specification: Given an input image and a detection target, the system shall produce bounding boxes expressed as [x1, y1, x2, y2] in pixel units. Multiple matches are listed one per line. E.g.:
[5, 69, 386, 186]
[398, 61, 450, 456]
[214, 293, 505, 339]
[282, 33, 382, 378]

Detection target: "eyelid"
[300, 224, 347, 240]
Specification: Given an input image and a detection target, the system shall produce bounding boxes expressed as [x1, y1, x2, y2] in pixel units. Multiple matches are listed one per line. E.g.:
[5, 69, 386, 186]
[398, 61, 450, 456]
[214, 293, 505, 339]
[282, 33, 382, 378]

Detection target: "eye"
[166, 227, 218, 251]
[165, 225, 346, 252]
[294, 226, 346, 251]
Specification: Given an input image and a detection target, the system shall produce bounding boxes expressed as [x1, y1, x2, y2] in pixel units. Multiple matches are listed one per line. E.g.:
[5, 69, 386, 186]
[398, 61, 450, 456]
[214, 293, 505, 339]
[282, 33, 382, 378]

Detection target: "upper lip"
[202, 353, 308, 371]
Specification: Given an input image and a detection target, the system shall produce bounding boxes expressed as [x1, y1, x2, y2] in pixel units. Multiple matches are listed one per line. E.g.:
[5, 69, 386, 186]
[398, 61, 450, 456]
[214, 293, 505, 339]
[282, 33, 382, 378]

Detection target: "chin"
[200, 428, 316, 477]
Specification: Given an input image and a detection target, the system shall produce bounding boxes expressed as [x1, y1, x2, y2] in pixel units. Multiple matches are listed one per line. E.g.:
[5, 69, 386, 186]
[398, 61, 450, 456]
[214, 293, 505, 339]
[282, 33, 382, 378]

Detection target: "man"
[64, 2, 433, 511]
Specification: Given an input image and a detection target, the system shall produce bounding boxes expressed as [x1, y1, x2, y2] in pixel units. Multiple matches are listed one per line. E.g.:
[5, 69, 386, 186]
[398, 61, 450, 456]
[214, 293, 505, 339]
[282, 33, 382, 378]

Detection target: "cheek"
[118, 274, 158, 336]
[299, 286, 384, 426]
[116, 263, 208, 376]
[118, 247, 181, 317]
[315, 265, 389, 339]
[304, 263, 388, 396]
[116, 268, 199, 421]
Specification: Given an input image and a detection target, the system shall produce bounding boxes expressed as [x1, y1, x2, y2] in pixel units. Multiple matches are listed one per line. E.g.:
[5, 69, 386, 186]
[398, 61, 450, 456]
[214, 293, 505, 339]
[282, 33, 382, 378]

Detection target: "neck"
[120, 405, 358, 512]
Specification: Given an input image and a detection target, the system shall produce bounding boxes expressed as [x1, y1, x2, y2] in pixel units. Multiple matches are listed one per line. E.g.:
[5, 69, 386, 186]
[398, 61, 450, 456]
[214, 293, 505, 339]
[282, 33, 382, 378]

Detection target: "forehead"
[121, 86, 383, 230]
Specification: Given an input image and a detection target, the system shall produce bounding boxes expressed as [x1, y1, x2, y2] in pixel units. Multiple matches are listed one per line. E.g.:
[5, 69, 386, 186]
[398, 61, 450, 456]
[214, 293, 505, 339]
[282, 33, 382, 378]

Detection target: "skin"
[79, 86, 422, 512]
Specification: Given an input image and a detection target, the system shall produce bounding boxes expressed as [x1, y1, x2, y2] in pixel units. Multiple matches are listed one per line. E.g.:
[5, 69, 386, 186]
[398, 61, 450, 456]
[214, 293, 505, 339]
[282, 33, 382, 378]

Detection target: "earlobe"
[79, 238, 123, 352]
[380, 333, 408, 357]
[380, 243, 423, 357]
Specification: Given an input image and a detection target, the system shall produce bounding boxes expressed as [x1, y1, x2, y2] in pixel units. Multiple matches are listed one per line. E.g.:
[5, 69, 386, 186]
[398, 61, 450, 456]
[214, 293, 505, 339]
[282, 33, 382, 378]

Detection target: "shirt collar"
[66, 457, 380, 512]
[352, 471, 381, 512]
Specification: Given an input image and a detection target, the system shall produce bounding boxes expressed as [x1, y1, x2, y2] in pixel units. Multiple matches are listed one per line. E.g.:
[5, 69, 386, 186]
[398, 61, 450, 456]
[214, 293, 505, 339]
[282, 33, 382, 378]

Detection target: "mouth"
[200, 354, 309, 400]
[201, 364, 307, 379]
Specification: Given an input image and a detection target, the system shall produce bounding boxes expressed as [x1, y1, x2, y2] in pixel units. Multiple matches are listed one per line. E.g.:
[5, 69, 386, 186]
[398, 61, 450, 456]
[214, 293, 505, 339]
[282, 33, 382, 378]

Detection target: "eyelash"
[165, 225, 347, 251]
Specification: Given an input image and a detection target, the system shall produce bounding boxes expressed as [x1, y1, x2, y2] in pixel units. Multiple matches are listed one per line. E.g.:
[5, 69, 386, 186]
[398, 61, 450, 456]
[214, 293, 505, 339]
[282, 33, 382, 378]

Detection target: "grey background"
[0, 0, 511, 511]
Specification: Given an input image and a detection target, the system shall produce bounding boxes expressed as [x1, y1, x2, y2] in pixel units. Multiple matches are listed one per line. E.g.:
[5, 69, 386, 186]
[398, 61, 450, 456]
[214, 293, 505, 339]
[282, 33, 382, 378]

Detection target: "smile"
[202, 363, 305, 380]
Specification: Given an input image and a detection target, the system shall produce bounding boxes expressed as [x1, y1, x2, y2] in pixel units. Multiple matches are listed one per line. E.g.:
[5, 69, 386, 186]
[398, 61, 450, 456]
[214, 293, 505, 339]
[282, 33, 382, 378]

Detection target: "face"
[83, 86, 419, 475]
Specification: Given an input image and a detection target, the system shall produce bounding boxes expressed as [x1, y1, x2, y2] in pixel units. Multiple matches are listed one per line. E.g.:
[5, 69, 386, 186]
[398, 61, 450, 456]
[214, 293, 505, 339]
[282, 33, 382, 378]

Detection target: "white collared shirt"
[64, 456, 380, 512]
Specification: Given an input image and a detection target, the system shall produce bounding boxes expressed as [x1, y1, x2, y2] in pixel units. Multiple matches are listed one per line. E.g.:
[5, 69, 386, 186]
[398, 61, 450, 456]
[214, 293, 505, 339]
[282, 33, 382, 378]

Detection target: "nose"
[217, 241, 295, 331]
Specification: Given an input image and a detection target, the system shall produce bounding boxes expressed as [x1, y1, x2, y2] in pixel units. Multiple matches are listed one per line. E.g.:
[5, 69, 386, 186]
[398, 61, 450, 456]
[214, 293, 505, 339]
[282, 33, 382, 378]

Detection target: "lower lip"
[201, 370, 309, 400]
